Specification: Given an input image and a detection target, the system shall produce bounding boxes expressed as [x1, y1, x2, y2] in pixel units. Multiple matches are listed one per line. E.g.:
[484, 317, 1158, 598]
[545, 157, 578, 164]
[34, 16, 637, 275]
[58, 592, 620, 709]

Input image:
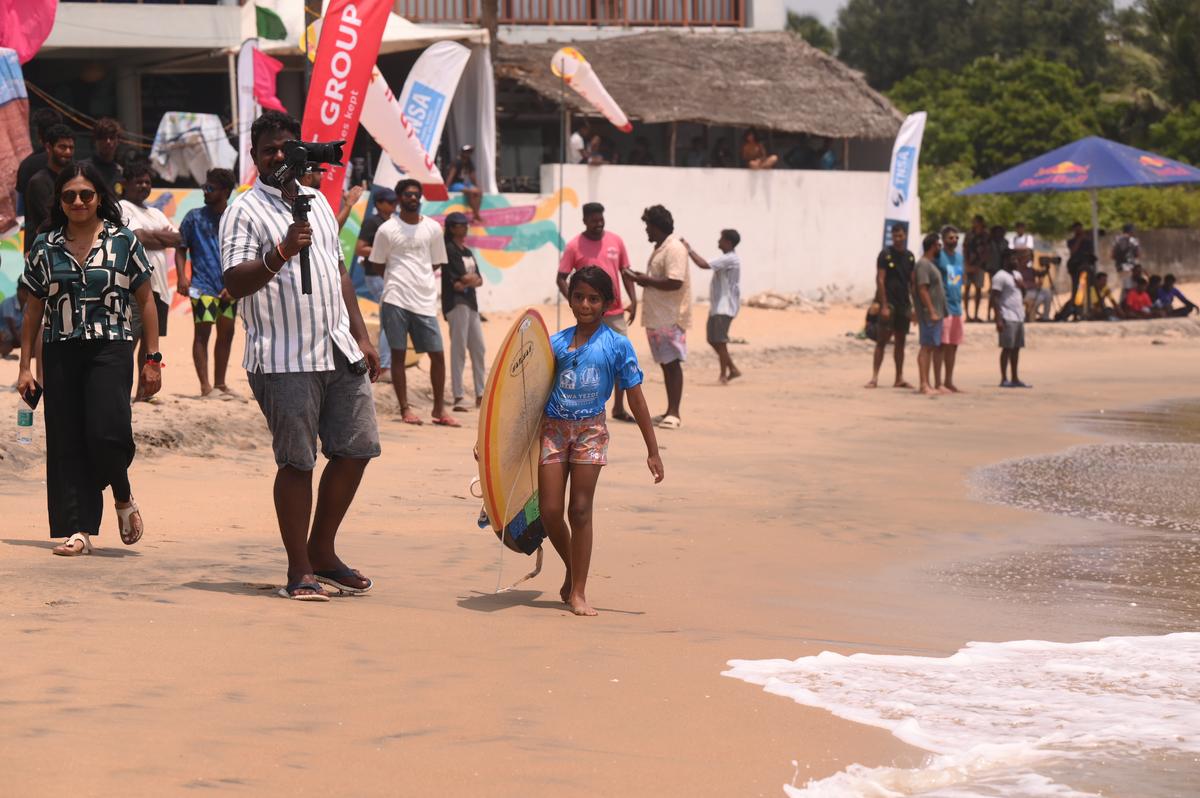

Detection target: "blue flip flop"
[277, 580, 330, 602]
[314, 568, 373, 595]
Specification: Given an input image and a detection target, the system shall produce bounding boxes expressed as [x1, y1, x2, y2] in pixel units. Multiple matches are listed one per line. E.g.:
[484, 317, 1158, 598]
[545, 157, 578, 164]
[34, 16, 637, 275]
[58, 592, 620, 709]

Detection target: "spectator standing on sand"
[913, 233, 947, 396]
[963, 215, 988, 322]
[865, 224, 915, 389]
[624, 204, 690, 430]
[1066, 222, 1095, 302]
[984, 225, 1007, 321]
[355, 188, 398, 383]
[16, 108, 62, 205]
[23, 124, 75, 255]
[441, 212, 487, 412]
[80, 118, 125, 198]
[558, 202, 638, 421]
[176, 167, 238, 398]
[1111, 223, 1139, 274]
[367, 179, 460, 427]
[121, 162, 179, 402]
[991, 251, 1029, 388]
[935, 225, 964, 392]
[683, 229, 743, 384]
[220, 110, 382, 601]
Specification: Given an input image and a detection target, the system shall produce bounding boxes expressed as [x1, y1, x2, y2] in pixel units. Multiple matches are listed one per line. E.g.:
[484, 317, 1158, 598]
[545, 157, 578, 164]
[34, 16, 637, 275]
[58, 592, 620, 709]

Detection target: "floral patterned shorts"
[540, 414, 610, 466]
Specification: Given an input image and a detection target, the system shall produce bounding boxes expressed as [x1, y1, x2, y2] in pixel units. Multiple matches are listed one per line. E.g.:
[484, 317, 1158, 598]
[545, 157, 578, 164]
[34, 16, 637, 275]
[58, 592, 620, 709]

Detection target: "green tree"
[970, 0, 1113, 83]
[836, 0, 972, 89]
[786, 12, 837, 53]
[1148, 102, 1200, 163]
[1140, 0, 1200, 105]
[890, 56, 1099, 175]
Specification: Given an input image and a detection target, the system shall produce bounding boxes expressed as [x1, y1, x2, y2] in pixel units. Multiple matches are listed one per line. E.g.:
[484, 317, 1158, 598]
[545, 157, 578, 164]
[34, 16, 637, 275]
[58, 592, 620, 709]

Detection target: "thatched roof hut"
[495, 31, 903, 140]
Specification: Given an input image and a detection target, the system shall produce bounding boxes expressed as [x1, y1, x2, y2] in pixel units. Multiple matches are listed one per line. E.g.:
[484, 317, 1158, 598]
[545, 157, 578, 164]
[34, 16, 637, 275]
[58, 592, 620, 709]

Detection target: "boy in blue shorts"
[540, 266, 664, 616]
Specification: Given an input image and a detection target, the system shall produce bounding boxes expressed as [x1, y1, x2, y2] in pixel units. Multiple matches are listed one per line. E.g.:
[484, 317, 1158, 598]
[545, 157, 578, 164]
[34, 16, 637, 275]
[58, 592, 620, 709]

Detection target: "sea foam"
[724, 633, 1200, 797]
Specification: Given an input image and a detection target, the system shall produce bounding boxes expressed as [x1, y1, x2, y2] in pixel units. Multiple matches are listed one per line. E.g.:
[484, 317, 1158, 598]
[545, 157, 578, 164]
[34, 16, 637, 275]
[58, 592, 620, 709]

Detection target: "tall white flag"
[236, 39, 259, 186]
[882, 111, 926, 247]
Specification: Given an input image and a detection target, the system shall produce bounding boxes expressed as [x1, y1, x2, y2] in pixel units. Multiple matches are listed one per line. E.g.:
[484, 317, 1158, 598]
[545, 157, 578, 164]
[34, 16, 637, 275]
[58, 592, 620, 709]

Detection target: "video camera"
[271, 140, 345, 296]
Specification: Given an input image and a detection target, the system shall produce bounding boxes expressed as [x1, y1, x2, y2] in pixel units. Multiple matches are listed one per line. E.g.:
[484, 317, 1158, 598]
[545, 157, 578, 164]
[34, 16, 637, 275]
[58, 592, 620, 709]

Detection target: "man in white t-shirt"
[120, 162, 179, 400]
[683, 229, 742, 383]
[367, 179, 457, 427]
[989, 252, 1030, 389]
[568, 120, 591, 165]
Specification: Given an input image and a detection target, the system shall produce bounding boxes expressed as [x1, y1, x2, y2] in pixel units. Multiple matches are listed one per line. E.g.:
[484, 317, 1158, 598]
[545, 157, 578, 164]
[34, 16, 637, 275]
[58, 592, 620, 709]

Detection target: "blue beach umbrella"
[958, 136, 1200, 255]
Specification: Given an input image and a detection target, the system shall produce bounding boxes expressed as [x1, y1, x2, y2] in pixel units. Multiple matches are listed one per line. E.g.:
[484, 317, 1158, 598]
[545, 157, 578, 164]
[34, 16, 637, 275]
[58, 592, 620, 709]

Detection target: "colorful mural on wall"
[0, 187, 574, 303]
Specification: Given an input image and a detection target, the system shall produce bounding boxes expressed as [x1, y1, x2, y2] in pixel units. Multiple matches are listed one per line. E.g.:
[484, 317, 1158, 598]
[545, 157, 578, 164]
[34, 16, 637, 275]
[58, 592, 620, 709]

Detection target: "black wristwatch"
[145, 352, 163, 364]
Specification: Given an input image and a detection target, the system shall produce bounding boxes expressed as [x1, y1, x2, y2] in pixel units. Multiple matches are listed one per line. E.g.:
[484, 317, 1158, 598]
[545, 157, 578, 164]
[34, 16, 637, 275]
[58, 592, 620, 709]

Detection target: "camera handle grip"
[299, 245, 312, 295]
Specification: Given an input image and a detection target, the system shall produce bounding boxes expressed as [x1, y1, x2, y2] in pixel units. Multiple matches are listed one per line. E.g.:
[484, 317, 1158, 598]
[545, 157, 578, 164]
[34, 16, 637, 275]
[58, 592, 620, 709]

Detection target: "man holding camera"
[220, 111, 382, 602]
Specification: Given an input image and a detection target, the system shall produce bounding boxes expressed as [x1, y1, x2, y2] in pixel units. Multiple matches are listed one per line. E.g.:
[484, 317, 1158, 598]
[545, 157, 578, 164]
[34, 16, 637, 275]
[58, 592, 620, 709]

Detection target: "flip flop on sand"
[116, 499, 143, 545]
[399, 408, 423, 425]
[432, 415, 462, 428]
[277, 579, 330, 602]
[656, 415, 681, 430]
[52, 533, 92, 557]
[610, 410, 637, 423]
[314, 567, 373, 595]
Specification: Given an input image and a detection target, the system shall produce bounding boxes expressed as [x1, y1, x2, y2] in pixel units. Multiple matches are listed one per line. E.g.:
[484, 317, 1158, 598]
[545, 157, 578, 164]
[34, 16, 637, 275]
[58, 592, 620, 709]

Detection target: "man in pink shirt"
[557, 202, 639, 421]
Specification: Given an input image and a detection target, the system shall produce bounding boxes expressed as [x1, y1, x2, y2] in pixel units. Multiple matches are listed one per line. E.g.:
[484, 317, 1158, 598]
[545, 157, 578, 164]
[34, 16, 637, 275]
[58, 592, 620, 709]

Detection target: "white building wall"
[475, 164, 902, 314]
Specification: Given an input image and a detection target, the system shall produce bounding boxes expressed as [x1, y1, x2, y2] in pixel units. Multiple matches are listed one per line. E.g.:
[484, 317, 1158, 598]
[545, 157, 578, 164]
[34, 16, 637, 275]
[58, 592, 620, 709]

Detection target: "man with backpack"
[1111, 223, 1140, 274]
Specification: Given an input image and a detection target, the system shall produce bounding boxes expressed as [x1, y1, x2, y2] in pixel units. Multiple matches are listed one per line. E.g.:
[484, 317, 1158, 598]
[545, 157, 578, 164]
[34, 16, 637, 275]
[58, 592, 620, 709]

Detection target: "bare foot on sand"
[864, 379, 879, 388]
[944, 383, 963, 393]
[936, 386, 953, 395]
[568, 594, 597, 616]
[560, 577, 571, 605]
[727, 368, 742, 382]
[894, 380, 914, 389]
[920, 386, 938, 396]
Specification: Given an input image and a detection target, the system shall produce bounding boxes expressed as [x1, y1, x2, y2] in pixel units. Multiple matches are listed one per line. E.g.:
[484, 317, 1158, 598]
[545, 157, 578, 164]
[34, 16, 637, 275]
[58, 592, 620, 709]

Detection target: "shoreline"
[1, 300, 1199, 794]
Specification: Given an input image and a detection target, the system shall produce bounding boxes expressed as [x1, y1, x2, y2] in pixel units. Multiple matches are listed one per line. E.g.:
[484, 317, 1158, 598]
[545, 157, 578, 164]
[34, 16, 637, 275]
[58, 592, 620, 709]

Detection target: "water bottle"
[16, 400, 33, 445]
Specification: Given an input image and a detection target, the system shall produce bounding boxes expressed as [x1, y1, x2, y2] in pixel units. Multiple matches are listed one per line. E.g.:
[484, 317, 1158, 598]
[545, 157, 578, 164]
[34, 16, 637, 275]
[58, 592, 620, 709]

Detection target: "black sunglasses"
[400, 191, 422, 198]
[61, 189, 97, 204]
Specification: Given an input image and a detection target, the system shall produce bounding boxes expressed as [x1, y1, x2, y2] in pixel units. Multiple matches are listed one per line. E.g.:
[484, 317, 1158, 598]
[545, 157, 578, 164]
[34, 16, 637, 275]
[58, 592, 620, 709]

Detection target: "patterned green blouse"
[21, 221, 153, 343]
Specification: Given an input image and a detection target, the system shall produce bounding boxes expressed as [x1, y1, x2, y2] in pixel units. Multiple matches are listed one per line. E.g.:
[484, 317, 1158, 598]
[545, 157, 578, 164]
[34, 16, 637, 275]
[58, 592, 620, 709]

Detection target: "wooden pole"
[669, 121, 677, 166]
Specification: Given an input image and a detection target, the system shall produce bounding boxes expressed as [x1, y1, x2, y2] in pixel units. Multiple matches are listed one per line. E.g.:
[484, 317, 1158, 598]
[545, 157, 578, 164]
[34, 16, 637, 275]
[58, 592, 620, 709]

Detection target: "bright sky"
[785, 0, 1137, 28]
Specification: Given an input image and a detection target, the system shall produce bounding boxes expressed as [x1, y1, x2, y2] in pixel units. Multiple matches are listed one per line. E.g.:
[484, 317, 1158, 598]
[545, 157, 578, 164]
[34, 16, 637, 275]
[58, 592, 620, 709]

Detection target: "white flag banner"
[373, 40, 471, 197]
[236, 39, 259, 186]
[882, 111, 926, 247]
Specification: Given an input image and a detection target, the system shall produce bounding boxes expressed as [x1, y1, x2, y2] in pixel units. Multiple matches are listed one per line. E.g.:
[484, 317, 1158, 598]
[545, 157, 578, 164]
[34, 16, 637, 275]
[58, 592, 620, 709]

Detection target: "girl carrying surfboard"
[540, 266, 664, 616]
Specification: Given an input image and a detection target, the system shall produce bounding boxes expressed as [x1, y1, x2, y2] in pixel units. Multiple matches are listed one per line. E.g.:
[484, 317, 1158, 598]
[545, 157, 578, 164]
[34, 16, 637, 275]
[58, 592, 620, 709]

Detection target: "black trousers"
[42, 340, 135, 537]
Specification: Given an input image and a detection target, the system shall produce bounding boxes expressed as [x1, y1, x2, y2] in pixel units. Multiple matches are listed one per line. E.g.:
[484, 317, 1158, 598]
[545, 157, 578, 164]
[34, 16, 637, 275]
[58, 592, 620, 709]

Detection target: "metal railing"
[396, 0, 744, 26]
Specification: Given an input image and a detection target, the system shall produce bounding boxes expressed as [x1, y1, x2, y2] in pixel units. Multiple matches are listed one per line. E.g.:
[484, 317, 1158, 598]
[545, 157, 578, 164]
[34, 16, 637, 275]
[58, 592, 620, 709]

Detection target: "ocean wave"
[724, 633, 1200, 796]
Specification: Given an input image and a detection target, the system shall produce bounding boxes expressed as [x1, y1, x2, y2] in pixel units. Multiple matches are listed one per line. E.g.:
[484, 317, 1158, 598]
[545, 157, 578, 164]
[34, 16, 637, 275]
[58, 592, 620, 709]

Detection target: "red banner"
[301, 0, 391, 208]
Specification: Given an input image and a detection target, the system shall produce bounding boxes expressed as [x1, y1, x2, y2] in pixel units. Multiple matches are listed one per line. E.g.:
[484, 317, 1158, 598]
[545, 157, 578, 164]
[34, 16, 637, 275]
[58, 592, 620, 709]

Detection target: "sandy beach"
[2, 294, 1198, 796]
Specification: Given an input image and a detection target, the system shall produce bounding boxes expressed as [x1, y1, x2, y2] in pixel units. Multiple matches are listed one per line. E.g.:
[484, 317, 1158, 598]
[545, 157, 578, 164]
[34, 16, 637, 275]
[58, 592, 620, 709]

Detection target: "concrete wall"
[1099, 229, 1200, 282]
[473, 163, 898, 313]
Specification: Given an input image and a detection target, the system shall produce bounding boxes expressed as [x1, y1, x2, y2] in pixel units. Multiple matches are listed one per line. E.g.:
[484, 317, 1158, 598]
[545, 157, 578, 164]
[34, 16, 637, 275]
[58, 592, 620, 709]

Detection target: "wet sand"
[1, 295, 1198, 795]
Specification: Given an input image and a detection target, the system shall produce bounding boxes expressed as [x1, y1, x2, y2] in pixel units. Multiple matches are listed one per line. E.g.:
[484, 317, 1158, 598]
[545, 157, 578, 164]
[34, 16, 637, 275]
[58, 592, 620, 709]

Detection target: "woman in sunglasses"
[17, 162, 162, 556]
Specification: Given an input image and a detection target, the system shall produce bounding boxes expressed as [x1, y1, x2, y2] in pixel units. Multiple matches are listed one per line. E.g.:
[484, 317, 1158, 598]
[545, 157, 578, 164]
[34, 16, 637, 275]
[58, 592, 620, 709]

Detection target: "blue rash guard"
[546, 324, 643, 420]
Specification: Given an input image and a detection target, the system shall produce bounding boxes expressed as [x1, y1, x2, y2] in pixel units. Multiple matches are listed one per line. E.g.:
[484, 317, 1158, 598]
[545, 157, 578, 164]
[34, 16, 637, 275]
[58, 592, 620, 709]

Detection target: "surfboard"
[477, 309, 555, 557]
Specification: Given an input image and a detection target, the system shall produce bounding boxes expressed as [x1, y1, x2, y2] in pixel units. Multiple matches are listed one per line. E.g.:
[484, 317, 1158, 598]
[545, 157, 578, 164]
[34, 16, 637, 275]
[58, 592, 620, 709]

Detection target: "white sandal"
[116, 499, 143, 545]
[52, 533, 92, 557]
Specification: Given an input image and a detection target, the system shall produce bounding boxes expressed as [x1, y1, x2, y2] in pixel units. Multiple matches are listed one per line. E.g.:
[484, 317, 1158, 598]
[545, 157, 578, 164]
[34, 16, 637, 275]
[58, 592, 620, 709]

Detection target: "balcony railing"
[395, 0, 744, 27]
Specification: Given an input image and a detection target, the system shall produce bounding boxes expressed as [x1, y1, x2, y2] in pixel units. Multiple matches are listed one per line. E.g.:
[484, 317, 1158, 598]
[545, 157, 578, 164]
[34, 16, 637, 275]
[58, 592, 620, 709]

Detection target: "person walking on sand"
[121, 162, 179, 402]
[17, 162, 161, 556]
[221, 111, 382, 601]
[557, 202, 638, 422]
[540, 266, 663, 616]
[991, 250, 1030, 388]
[176, 167, 238, 398]
[366, 179, 459, 427]
[935, 225, 965, 392]
[441, 212, 487, 411]
[683, 229, 742, 383]
[865, 224, 915, 388]
[914, 233, 948, 396]
[624, 204, 690, 430]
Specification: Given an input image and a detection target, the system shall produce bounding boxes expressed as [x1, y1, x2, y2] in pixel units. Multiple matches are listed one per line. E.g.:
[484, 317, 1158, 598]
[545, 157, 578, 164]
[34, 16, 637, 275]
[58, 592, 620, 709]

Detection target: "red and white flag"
[301, 0, 392, 208]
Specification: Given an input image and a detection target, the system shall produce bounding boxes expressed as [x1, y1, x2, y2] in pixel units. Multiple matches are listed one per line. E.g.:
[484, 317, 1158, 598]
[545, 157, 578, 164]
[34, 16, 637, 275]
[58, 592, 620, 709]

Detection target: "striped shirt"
[220, 178, 362, 373]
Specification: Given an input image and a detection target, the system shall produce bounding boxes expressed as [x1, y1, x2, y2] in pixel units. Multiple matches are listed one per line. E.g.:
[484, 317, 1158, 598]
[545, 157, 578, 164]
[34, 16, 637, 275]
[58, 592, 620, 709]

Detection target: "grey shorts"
[602, 313, 629, 336]
[381, 303, 443, 353]
[706, 313, 733, 345]
[964, 269, 985, 289]
[998, 320, 1025, 349]
[247, 349, 381, 470]
[130, 293, 169, 338]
